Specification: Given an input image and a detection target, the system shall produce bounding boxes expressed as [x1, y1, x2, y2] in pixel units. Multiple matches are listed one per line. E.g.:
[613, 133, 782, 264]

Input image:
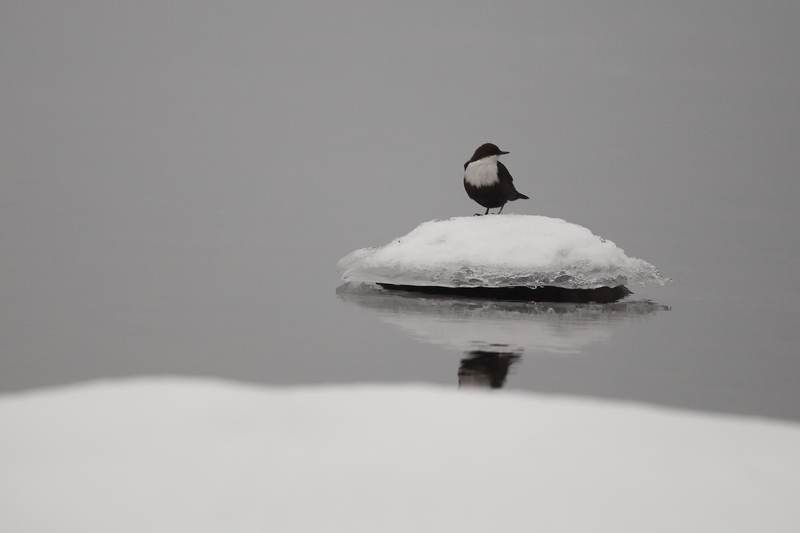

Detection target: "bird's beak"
[499, 150, 510, 155]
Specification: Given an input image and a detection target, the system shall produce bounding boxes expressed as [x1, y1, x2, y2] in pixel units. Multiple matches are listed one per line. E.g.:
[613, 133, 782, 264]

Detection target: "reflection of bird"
[458, 350, 521, 389]
[464, 143, 529, 215]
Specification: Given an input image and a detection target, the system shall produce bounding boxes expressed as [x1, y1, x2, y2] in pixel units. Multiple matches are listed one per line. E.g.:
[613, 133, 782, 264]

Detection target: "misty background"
[1, 1, 798, 419]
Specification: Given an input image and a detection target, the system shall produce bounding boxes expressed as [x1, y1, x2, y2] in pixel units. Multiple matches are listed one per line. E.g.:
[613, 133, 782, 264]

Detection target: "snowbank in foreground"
[1, 380, 798, 532]
[339, 215, 666, 289]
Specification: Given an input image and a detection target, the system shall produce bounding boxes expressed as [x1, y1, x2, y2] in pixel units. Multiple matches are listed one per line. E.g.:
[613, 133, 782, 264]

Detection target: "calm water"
[1, 2, 798, 422]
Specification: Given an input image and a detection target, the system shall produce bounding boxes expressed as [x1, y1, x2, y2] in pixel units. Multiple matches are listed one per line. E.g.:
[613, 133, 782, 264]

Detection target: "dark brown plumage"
[463, 143, 529, 215]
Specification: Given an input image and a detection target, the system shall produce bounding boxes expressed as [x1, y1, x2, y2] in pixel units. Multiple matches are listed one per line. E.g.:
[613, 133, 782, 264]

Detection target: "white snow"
[339, 215, 666, 289]
[1, 380, 798, 532]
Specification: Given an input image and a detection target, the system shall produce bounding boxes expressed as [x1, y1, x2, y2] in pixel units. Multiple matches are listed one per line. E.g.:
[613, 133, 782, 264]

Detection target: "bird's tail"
[514, 192, 530, 200]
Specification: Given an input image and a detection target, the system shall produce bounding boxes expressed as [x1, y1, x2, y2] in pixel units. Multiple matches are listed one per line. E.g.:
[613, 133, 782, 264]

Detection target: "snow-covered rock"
[1, 380, 798, 532]
[339, 215, 666, 289]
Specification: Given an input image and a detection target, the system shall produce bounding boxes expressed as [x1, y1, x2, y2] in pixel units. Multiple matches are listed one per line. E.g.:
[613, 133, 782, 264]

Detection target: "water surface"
[1, 1, 798, 422]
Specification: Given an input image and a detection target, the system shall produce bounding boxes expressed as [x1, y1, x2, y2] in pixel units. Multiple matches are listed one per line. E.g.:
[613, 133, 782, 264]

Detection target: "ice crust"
[339, 215, 666, 289]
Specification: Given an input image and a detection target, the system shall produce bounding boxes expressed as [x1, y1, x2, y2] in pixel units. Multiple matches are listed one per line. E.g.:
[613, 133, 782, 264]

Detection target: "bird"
[463, 142, 529, 215]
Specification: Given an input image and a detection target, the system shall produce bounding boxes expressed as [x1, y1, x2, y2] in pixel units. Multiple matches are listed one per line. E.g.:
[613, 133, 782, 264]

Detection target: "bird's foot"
[473, 213, 484, 216]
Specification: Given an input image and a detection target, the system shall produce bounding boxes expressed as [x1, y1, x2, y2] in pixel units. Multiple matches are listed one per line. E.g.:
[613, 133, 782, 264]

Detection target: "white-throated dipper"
[463, 143, 529, 215]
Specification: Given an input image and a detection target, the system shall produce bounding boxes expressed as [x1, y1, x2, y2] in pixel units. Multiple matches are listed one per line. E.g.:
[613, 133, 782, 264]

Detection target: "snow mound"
[1, 380, 799, 532]
[339, 215, 666, 289]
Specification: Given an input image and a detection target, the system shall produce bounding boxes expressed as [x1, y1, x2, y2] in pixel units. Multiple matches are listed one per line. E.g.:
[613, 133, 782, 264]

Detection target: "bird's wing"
[498, 161, 528, 199]
[497, 161, 515, 184]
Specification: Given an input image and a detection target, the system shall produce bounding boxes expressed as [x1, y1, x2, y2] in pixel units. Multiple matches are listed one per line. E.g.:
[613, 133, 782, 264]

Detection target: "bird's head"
[471, 142, 509, 160]
[464, 143, 509, 169]
[466, 143, 509, 166]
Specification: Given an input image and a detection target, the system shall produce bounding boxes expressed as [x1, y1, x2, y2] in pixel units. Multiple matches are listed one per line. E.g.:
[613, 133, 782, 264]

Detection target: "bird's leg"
[484, 207, 490, 215]
[498, 204, 505, 214]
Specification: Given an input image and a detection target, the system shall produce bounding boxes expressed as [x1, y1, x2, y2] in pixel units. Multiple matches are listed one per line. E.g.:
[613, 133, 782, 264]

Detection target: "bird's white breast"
[464, 156, 499, 187]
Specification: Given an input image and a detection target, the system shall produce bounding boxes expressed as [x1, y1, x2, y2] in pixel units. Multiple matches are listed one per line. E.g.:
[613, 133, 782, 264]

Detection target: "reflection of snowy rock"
[337, 283, 668, 355]
[2, 380, 798, 532]
[339, 215, 666, 289]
